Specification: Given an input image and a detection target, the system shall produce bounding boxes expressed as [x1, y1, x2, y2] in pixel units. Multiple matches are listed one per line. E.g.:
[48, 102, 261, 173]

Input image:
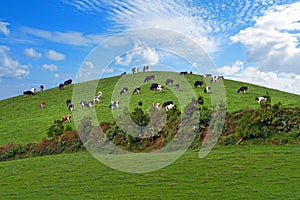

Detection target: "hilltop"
[0, 72, 299, 146]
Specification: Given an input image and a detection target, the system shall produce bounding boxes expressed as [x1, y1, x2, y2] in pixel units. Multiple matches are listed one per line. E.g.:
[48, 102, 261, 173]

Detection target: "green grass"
[0, 72, 300, 146]
[0, 145, 299, 199]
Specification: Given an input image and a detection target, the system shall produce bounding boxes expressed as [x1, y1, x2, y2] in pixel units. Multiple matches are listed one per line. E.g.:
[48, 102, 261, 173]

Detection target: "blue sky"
[0, 0, 300, 99]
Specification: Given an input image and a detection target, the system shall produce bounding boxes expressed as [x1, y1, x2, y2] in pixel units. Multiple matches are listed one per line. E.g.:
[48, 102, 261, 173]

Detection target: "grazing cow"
[132, 67, 138, 74]
[97, 91, 103, 98]
[40, 85, 44, 91]
[194, 81, 203, 88]
[87, 101, 94, 108]
[163, 101, 174, 111]
[121, 72, 126, 76]
[166, 79, 174, 85]
[144, 75, 155, 83]
[203, 74, 212, 77]
[255, 97, 267, 103]
[175, 84, 180, 89]
[23, 90, 35, 96]
[120, 87, 129, 95]
[62, 115, 72, 123]
[163, 101, 173, 108]
[66, 99, 71, 106]
[143, 65, 149, 72]
[80, 100, 87, 107]
[152, 103, 161, 109]
[94, 96, 101, 103]
[59, 83, 64, 90]
[150, 83, 159, 91]
[109, 101, 119, 109]
[64, 79, 72, 86]
[133, 87, 141, 94]
[180, 71, 188, 75]
[31, 88, 36, 94]
[238, 86, 248, 93]
[204, 86, 211, 93]
[210, 76, 223, 83]
[68, 104, 74, 111]
[156, 85, 163, 92]
[39, 102, 45, 109]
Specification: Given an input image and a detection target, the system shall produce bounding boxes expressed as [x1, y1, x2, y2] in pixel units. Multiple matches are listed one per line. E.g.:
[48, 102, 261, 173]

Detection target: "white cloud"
[115, 40, 159, 66]
[24, 48, 42, 59]
[22, 27, 105, 46]
[0, 21, 10, 36]
[0, 45, 29, 79]
[100, 68, 114, 73]
[84, 61, 95, 69]
[217, 60, 243, 75]
[231, 2, 300, 74]
[54, 73, 59, 78]
[46, 49, 65, 61]
[42, 64, 58, 71]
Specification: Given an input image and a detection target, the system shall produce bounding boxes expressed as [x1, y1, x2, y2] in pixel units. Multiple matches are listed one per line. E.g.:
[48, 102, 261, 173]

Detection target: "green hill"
[0, 72, 299, 146]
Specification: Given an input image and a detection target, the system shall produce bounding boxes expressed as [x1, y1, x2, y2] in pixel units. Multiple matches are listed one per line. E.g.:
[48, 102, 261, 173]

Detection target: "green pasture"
[0, 145, 299, 199]
[0, 72, 299, 146]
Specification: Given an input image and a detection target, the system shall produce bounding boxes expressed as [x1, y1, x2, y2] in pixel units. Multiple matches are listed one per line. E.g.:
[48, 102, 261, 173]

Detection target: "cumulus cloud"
[42, 64, 58, 71]
[0, 21, 10, 36]
[231, 2, 300, 74]
[217, 60, 243, 75]
[46, 49, 65, 61]
[24, 48, 42, 59]
[115, 40, 159, 66]
[0, 45, 29, 79]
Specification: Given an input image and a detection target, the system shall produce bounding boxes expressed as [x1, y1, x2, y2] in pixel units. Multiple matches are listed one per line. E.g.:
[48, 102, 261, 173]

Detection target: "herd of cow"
[22, 68, 269, 124]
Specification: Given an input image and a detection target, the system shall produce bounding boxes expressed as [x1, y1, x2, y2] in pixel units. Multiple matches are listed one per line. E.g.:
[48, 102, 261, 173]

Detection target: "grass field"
[0, 145, 299, 199]
[0, 72, 300, 146]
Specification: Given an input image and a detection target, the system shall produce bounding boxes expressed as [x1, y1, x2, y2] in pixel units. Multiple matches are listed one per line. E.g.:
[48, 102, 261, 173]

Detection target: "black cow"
[23, 91, 35, 95]
[59, 83, 64, 90]
[144, 75, 155, 83]
[120, 87, 129, 95]
[175, 84, 180, 89]
[150, 83, 159, 91]
[66, 99, 72, 106]
[238, 86, 248, 93]
[64, 79, 72, 86]
[40, 85, 44, 91]
[166, 79, 174, 85]
[180, 71, 188, 75]
[133, 87, 141, 95]
[194, 81, 203, 88]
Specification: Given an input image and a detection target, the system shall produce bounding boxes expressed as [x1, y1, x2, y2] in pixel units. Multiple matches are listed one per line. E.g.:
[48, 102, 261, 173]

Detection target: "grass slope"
[0, 145, 300, 199]
[0, 72, 299, 146]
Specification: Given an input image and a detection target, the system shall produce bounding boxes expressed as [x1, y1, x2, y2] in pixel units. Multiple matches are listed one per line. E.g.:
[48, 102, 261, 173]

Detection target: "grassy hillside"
[1, 145, 300, 199]
[0, 72, 299, 146]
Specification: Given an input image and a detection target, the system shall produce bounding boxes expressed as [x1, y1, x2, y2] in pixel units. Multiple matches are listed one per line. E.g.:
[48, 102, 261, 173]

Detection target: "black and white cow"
[132, 67, 138, 74]
[143, 65, 149, 72]
[59, 83, 64, 90]
[150, 83, 159, 91]
[210, 76, 223, 83]
[144, 75, 155, 83]
[204, 86, 211, 93]
[163, 101, 174, 111]
[194, 81, 203, 88]
[156, 85, 163, 92]
[109, 101, 120, 109]
[238, 86, 248, 93]
[120, 87, 129, 95]
[166, 79, 174, 85]
[255, 97, 267, 103]
[66, 99, 74, 111]
[80, 100, 87, 107]
[40, 85, 44, 91]
[23, 90, 35, 95]
[133, 87, 141, 94]
[175, 83, 180, 89]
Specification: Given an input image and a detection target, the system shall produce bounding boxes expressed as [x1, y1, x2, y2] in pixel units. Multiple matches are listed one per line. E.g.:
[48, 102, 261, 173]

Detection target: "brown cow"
[62, 115, 71, 123]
